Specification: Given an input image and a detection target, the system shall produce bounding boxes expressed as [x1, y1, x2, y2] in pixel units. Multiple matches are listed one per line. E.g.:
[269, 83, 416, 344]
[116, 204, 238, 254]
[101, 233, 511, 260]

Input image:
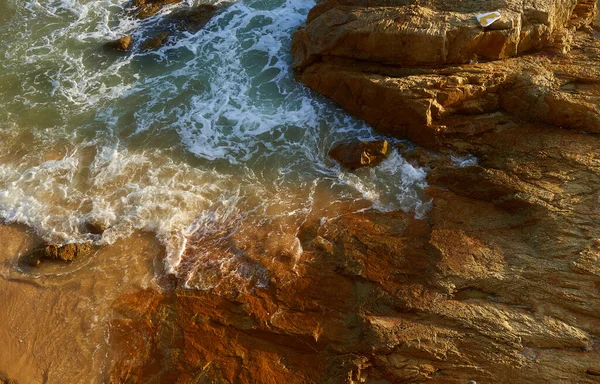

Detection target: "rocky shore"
[2, 0, 600, 383]
[104, 1, 600, 383]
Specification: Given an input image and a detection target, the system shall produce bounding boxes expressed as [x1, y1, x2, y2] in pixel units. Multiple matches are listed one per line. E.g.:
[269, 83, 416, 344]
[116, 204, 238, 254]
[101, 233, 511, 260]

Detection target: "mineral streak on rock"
[106, 0, 600, 383]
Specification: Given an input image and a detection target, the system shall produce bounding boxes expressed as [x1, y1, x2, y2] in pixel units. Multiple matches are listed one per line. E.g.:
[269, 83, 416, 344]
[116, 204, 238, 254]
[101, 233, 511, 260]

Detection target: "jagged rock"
[104, 36, 133, 52]
[108, 116, 600, 383]
[105, 4, 224, 54]
[329, 140, 390, 169]
[25, 243, 93, 266]
[293, 0, 600, 147]
[104, 1, 600, 383]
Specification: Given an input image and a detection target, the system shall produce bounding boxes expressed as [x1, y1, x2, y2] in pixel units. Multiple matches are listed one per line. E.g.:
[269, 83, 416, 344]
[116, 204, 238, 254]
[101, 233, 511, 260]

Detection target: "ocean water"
[0, 0, 429, 287]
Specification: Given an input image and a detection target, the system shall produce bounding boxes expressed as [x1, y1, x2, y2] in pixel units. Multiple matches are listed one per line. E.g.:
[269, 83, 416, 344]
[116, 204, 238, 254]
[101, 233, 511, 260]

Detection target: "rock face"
[292, 0, 600, 147]
[106, 1, 600, 383]
[329, 140, 390, 169]
[109, 117, 600, 382]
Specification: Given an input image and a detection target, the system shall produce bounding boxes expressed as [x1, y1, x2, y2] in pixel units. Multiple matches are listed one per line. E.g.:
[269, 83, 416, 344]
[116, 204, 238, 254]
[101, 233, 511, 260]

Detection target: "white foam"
[0, 0, 431, 288]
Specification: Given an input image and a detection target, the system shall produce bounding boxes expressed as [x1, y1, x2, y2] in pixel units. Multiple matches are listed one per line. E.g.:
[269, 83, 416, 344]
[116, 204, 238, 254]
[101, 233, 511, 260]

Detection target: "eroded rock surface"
[106, 1, 600, 383]
[109, 116, 600, 382]
[293, 0, 600, 147]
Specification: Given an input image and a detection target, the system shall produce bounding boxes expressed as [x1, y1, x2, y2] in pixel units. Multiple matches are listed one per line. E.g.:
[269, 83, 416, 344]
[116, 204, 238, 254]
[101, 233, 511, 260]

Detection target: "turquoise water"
[0, 0, 428, 285]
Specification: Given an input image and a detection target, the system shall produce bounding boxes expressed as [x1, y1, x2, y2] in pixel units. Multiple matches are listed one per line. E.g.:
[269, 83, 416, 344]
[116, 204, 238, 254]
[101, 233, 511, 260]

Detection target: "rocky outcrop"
[329, 140, 390, 169]
[292, 0, 600, 147]
[105, 3, 222, 53]
[108, 116, 600, 382]
[105, 1, 600, 383]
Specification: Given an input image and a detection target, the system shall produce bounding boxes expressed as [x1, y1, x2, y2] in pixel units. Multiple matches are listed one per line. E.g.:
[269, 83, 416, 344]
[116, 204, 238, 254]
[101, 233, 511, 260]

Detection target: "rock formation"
[106, 1, 600, 383]
[105, 3, 222, 53]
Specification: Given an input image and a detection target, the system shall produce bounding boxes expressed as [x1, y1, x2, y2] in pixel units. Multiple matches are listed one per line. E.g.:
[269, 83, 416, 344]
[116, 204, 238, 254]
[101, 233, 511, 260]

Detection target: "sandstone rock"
[25, 243, 93, 266]
[104, 1, 600, 383]
[108, 115, 600, 383]
[293, 1, 600, 147]
[329, 140, 390, 169]
[104, 36, 133, 52]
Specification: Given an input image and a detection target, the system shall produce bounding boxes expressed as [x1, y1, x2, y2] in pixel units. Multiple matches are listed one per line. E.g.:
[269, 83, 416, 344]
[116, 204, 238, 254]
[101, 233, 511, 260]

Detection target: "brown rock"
[293, 1, 600, 147]
[104, 35, 133, 52]
[26, 242, 93, 266]
[328, 140, 389, 169]
[103, 1, 600, 383]
[167, 4, 220, 31]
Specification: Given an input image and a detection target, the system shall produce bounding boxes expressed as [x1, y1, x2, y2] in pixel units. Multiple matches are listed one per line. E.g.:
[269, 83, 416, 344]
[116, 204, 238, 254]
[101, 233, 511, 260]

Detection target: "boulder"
[328, 140, 390, 169]
[104, 36, 133, 52]
[166, 4, 220, 32]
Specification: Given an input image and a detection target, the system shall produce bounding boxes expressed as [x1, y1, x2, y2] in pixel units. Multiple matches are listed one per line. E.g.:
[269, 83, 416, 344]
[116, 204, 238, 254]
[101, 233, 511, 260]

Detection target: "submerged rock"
[84, 219, 108, 235]
[25, 243, 93, 266]
[329, 140, 389, 170]
[104, 3, 225, 54]
[141, 31, 170, 50]
[132, 0, 182, 19]
[166, 4, 220, 31]
[104, 36, 133, 52]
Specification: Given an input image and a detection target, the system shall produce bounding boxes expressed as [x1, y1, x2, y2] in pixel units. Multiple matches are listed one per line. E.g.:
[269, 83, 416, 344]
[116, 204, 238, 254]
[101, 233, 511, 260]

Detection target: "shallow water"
[0, 0, 429, 287]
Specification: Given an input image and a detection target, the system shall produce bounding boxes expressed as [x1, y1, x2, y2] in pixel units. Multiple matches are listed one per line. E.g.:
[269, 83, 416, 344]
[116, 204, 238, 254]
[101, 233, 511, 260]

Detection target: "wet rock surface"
[105, 0, 600, 383]
[104, 36, 133, 52]
[105, 3, 223, 53]
[329, 140, 390, 169]
[25, 243, 93, 266]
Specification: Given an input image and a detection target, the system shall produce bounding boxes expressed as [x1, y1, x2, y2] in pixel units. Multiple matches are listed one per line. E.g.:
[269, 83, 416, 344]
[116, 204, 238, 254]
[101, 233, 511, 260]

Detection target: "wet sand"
[0, 224, 163, 383]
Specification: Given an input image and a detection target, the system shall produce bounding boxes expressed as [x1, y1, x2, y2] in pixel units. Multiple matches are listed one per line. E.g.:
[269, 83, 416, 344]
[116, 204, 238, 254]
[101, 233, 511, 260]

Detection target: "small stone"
[25, 242, 93, 265]
[329, 140, 390, 170]
[104, 35, 133, 51]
